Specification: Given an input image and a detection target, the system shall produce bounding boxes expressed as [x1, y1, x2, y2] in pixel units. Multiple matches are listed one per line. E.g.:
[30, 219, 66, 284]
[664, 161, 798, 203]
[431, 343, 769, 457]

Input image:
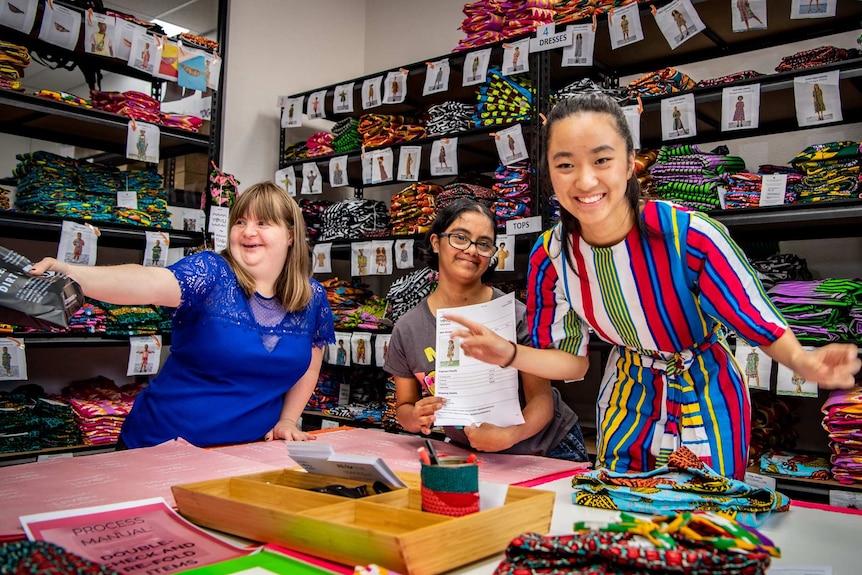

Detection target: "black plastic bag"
[0, 246, 84, 330]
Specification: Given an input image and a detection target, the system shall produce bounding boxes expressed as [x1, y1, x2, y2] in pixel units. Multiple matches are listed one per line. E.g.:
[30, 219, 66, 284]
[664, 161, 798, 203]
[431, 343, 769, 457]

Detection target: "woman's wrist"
[499, 340, 518, 368]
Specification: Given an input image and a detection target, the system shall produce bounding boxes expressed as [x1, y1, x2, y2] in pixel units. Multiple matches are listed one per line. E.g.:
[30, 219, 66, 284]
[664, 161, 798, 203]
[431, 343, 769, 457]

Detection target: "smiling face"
[431, 210, 495, 286]
[547, 111, 636, 246]
[229, 208, 292, 290]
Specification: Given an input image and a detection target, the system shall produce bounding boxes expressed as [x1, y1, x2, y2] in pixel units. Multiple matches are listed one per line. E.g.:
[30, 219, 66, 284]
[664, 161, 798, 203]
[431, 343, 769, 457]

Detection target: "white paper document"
[286, 442, 407, 488]
[434, 292, 525, 428]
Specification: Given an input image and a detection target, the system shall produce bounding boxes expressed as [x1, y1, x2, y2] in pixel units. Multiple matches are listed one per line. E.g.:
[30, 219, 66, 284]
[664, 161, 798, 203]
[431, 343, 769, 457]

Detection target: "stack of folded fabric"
[385, 267, 438, 322]
[320, 199, 390, 241]
[760, 450, 831, 480]
[649, 144, 746, 211]
[748, 252, 812, 291]
[720, 171, 802, 209]
[475, 68, 533, 127]
[389, 182, 441, 235]
[491, 161, 532, 230]
[424, 101, 477, 136]
[160, 112, 205, 132]
[457, 0, 556, 51]
[768, 278, 862, 344]
[789, 141, 861, 203]
[34, 90, 93, 108]
[282, 141, 310, 162]
[357, 114, 426, 148]
[775, 45, 860, 73]
[501, 0, 557, 38]
[0, 185, 12, 209]
[436, 182, 497, 211]
[0, 39, 29, 91]
[552, 77, 628, 104]
[90, 90, 162, 124]
[319, 278, 378, 327]
[299, 198, 334, 242]
[97, 301, 172, 336]
[63, 377, 144, 446]
[306, 368, 341, 412]
[625, 67, 696, 100]
[306, 131, 334, 157]
[553, 0, 641, 24]
[0, 392, 39, 454]
[635, 149, 659, 198]
[331, 117, 362, 153]
[821, 387, 862, 484]
[336, 297, 391, 331]
[749, 390, 799, 466]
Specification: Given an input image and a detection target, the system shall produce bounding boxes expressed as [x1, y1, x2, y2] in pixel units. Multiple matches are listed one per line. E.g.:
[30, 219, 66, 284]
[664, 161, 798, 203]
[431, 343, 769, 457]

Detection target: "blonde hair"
[221, 181, 312, 312]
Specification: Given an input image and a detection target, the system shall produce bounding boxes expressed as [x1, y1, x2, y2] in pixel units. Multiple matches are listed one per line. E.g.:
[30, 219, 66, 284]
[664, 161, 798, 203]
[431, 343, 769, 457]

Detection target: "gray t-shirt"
[383, 288, 578, 456]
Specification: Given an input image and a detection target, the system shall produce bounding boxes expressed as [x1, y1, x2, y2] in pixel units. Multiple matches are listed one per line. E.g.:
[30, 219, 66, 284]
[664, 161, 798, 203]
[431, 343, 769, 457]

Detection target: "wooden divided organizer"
[172, 469, 555, 575]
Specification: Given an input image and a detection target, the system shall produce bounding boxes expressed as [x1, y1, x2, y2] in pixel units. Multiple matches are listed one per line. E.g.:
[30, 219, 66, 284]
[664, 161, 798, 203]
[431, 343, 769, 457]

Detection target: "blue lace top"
[120, 251, 335, 448]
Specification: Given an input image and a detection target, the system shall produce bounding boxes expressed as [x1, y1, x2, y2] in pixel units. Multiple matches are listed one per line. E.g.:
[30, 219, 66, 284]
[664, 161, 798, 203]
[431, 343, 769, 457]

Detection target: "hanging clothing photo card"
[334, 82, 355, 114]
[38, 3, 81, 51]
[562, 24, 595, 67]
[282, 96, 303, 128]
[329, 332, 352, 366]
[84, 12, 116, 57]
[371, 148, 394, 184]
[126, 121, 160, 163]
[155, 39, 179, 81]
[732, 0, 767, 32]
[351, 241, 373, 277]
[654, 0, 704, 50]
[362, 152, 374, 185]
[59, 221, 99, 267]
[661, 93, 696, 140]
[494, 124, 528, 166]
[776, 351, 818, 398]
[275, 166, 296, 197]
[794, 70, 841, 127]
[362, 76, 383, 109]
[204, 52, 221, 91]
[351, 332, 372, 366]
[424, 59, 451, 95]
[128, 32, 160, 76]
[313, 243, 332, 274]
[463, 47, 492, 87]
[301, 162, 323, 195]
[722, 84, 760, 131]
[143, 231, 169, 268]
[494, 235, 514, 272]
[622, 104, 642, 150]
[178, 48, 207, 92]
[375, 333, 392, 367]
[329, 155, 349, 188]
[430, 138, 458, 177]
[608, 3, 644, 50]
[0, 338, 26, 381]
[307, 89, 326, 120]
[502, 38, 530, 76]
[384, 70, 408, 104]
[395, 238, 415, 270]
[398, 146, 421, 182]
[371, 240, 394, 275]
[791, 0, 836, 19]
[734, 340, 773, 390]
[127, 335, 162, 376]
[0, 0, 37, 34]
[113, 19, 144, 62]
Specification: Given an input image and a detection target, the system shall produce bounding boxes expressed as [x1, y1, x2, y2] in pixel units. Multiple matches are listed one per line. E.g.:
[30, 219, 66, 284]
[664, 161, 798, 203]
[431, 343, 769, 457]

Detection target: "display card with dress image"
[128, 32, 161, 75]
[155, 39, 179, 81]
[282, 96, 303, 128]
[113, 18, 143, 62]
[334, 82, 355, 114]
[722, 84, 760, 132]
[430, 138, 458, 177]
[395, 239, 415, 270]
[371, 148, 394, 184]
[653, 0, 705, 50]
[0, 338, 27, 382]
[384, 70, 407, 104]
[776, 353, 819, 398]
[494, 124, 528, 166]
[502, 38, 530, 76]
[126, 121, 160, 164]
[38, 2, 81, 51]
[734, 340, 774, 390]
[791, 0, 836, 19]
[732, 0, 767, 32]
[307, 89, 326, 120]
[329, 332, 352, 366]
[398, 146, 421, 182]
[494, 235, 514, 272]
[370, 240, 393, 276]
[562, 24, 595, 67]
[351, 332, 372, 366]
[0, 0, 38, 34]
[58, 221, 99, 267]
[84, 12, 116, 57]
[178, 47, 207, 92]
[275, 166, 296, 196]
[313, 243, 332, 274]
[661, 93, 696, 140]
[143, 231, 170, 268]
[424, 59, 450, 95]
[622, 104, 642, 150]
[362, 76, 383, 109]
[127, 336, 162, 376]
[375, 333, 391, 368]
[301, 162, 323, 195]
[607, 3, 644, 50]
[463, 47, 491, 87]
[329, 155, 349, 188]
[794, 70, 842, 127]
[351, 241, 373, 277]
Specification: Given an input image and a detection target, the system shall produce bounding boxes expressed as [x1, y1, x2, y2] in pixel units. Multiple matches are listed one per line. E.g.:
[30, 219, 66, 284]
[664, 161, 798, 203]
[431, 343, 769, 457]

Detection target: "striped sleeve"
[686, 211, 787, 346]
[526, 229, 590, 355]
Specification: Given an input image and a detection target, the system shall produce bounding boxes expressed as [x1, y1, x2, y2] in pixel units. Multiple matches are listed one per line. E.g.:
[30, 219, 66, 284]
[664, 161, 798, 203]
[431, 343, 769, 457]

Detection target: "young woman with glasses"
[383, 198, 589, 461]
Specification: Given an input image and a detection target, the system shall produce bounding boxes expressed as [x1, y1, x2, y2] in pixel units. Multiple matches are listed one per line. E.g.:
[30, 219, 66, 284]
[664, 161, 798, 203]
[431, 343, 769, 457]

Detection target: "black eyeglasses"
[439, 233, 498, 258]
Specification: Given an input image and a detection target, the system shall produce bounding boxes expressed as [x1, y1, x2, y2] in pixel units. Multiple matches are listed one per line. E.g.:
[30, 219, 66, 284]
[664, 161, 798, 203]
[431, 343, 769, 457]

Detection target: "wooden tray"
[172, 469, 554, 575]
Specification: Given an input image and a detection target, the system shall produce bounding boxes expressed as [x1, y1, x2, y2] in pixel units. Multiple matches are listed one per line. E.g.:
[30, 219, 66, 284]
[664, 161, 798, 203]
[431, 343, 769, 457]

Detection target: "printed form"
[434, 292, 525, 427]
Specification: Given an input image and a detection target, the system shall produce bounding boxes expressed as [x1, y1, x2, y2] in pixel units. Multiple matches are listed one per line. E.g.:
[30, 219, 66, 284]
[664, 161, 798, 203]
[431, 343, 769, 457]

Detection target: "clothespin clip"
[426, 61, 435, 69]
[129, 117, 137, 131]
[150, 334, 162, 349]
[539, 112, 547, 126]
[86, 8, 93, 26]
[155, 34, 163, 48]
[490, 132, 500, 140]
[361, 145, 366, 160]
[399, 68, 409, 75]
[650, 4, 657, 16]
[7, 337, 24, 350]
[502, 43, 512, 49]
[607, 7, 614, 25]
[85, 223, 101, 238]
[637, 94, 644, 114]
[591, 12, 598, 32]
[46, 0, 54, 10]
[440, 137, 449, 144]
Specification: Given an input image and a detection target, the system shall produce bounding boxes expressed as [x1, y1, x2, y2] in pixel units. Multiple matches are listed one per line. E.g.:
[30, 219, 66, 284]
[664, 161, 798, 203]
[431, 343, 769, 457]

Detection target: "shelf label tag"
[760, 174, 788, 207]
[829, 489, 862, 509]
[37, 453, 74, 462]
[530, 25, 572, 52]
[505, 215, 542, 236]
[338, 383, 351, 406]
[117, 190, 137, 210]
[320, 419, 340, 430]
[208, 205, 230, 252]
[744, 471, 776, 491]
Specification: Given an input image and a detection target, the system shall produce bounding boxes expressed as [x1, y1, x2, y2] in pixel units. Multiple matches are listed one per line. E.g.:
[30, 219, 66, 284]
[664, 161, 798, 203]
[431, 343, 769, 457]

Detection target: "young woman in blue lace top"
[29, 182, 335, 449]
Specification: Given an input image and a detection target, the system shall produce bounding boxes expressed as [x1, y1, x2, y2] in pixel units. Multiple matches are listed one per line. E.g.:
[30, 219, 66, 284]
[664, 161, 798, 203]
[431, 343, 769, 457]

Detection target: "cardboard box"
[172, 469, 554, 575]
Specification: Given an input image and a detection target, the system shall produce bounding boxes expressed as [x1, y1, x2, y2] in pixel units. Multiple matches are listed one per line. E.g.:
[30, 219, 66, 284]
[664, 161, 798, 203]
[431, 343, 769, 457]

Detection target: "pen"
[417, 446, 431, 466]
[424, 439, 440, 465]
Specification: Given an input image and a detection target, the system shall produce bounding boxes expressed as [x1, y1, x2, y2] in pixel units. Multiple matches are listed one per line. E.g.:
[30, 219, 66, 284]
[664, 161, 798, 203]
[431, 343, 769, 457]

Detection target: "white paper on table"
[434, 292, 525, 427]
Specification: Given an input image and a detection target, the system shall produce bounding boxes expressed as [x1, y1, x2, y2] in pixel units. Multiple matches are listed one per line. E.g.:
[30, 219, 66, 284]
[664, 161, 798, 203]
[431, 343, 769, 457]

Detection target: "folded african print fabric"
[0, 540, 122, 575]
[495, 510, 778, 575]
[571, 446, 790, 527]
